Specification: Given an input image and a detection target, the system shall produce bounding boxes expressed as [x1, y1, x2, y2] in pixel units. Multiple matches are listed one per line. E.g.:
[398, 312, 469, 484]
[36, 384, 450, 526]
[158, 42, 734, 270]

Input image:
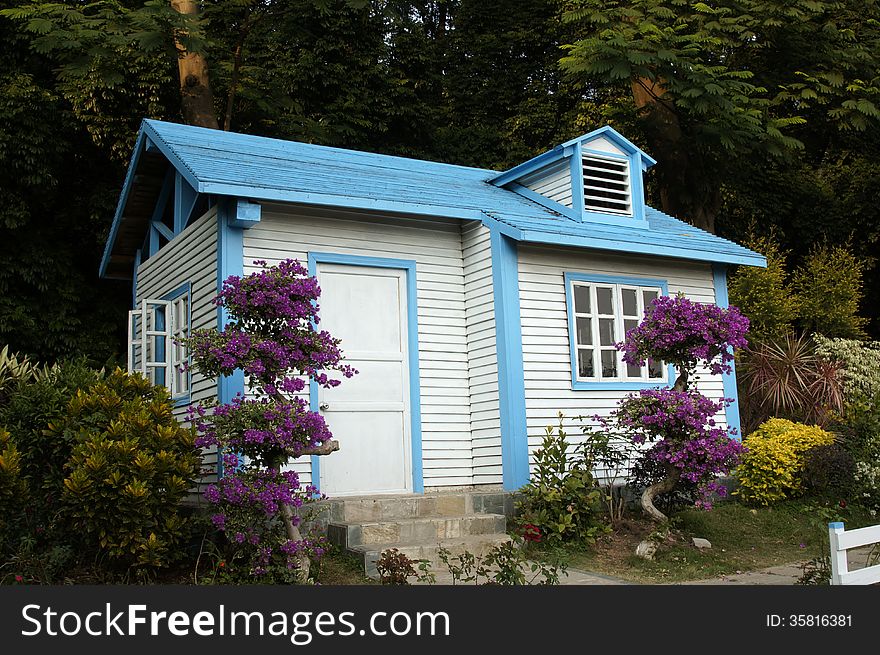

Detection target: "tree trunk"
[641, 464, 681, 523]
[170, 0, 219, 129]
[630, 77, 719, 234]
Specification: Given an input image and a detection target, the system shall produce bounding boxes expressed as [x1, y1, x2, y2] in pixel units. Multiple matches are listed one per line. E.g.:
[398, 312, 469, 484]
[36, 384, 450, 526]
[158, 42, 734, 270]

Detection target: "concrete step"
[310, 491, 517, 528]
[351, 533, 513, 579]
[327, 513, 507, 548]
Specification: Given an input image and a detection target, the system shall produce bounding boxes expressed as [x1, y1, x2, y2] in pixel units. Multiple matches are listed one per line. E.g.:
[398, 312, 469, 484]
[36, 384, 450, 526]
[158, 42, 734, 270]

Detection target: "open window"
[128, 290, 190, 399]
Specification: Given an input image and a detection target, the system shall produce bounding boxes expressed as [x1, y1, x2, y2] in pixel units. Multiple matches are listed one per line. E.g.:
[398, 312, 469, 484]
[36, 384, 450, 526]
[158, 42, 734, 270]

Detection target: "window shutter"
[582, 155, 632, 216]
[127, 308, 143, 374]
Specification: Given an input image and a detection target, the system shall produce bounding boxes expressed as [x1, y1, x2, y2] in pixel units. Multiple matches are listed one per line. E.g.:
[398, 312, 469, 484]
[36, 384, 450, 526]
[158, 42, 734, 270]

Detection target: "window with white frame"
[569, 279, 665, 382]
[128, 289, 190, 398]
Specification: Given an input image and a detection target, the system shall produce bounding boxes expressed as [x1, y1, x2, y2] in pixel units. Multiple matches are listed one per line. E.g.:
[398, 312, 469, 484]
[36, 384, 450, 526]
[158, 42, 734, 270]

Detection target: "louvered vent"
[582, 154, 631, 216]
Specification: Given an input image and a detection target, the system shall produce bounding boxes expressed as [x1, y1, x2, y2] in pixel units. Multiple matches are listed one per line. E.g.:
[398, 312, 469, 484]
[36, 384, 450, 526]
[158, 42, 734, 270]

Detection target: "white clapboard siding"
[242, 204, 473, 489]
[462, 221, 502, 485]
[517, 244, 728, 470]
[520, 159, 573, 208]
[135, 208, 219, 487]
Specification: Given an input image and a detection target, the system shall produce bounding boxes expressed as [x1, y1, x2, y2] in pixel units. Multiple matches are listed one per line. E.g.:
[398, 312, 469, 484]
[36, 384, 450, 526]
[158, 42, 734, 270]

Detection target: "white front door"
[316, 263, 412, 496]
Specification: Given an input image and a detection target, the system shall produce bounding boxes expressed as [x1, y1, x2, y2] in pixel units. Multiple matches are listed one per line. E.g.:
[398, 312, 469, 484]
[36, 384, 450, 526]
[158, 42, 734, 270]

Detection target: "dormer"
[488, 126, 656, 228]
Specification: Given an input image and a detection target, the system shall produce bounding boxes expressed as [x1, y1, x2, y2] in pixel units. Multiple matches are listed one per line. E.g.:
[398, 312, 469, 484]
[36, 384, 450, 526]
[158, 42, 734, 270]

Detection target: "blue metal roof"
[100, 119, 765, 277]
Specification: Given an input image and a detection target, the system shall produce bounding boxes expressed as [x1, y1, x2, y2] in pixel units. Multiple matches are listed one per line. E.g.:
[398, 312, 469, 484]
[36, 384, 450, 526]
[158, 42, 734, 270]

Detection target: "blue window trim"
[161, 281, 192, 408]
[490, 230, 530, 491]
[306, 251, 424, 495]
[564, 272, 675, 390]
[712, 264, 743, 440]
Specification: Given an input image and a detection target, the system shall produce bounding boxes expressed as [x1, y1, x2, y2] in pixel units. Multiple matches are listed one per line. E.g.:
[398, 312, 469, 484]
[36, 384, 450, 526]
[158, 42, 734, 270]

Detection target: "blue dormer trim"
[494, 126, 654, 227]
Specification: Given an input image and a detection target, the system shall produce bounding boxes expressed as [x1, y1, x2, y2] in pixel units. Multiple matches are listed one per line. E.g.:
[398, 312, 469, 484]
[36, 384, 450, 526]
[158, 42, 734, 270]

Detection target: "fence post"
[828, 521, 847, 586]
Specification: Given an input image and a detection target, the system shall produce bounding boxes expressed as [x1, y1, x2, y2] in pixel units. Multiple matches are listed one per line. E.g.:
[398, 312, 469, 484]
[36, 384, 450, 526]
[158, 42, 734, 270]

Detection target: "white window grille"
[570, 281, 664, 382]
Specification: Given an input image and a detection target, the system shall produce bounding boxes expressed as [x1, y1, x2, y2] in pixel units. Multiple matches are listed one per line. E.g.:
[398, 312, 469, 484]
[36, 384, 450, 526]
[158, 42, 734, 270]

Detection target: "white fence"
[828, 521, 880, 585]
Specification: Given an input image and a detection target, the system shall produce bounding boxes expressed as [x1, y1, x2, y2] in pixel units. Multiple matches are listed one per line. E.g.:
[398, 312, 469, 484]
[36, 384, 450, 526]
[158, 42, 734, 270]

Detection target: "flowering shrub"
[601, 389, 743, 510]
[618, 294, 749, 378]
[580, 295, 749, 521]
[735, 419, 835, 505]
[813, 334, 880, 402]
[184, 259, 355, 581]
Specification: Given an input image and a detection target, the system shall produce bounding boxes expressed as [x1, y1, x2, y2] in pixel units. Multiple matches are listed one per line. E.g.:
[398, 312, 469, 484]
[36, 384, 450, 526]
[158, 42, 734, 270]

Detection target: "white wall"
[242, 204, 476, 489]
[521, 160, 573, 208]
[462, 221, 502, 485]
[517, 243, 728, 472]
[135, 208, 219, 484]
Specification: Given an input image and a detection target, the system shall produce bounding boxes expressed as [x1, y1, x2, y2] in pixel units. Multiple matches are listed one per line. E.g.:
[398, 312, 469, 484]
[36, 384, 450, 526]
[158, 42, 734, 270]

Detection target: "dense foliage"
[0, 362, 200, 580]
[0, 0, 878, 363]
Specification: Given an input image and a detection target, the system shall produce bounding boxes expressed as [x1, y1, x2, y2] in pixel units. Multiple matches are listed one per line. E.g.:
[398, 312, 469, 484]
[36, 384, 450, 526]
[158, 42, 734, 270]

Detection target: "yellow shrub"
[736, 418, 835, 505]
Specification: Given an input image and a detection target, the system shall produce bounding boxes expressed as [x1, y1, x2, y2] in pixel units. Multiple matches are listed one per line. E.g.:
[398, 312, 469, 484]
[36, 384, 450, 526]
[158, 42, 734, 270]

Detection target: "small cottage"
[101, 120, 765, 497]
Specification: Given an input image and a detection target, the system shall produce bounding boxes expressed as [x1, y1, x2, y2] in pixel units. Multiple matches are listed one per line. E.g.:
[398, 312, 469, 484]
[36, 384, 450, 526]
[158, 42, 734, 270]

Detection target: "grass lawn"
[550, 499, 876, 584]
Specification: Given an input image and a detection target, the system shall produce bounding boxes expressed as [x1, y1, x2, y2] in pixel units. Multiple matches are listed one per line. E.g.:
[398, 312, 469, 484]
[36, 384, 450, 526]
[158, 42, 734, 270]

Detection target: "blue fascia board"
[712, 264, 743, 440]
[490, 230, 530, 491]
[486, 145, 566, 187]
[564, 272, 674, 390]
[141, 120, 202, 191]
[518, 227, 767, 267]
[99, 130, 148, 278]
[215, 200, 246, 478]
[307, 251, 424, 494]
[564, 125, 657, 170]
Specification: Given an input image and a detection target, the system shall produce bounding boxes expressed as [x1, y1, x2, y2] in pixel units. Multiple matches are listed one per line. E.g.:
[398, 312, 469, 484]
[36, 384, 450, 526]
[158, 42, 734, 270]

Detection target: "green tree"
[560, 0, 880, 233]
[793, 243, 867, 338]
[728, 234, 798, 342]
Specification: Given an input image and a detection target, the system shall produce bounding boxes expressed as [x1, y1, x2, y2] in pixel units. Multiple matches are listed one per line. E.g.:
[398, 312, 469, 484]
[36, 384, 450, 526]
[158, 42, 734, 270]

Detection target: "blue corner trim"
[216, 201, 246, 478]
[307, 251, 423, 494]
[829, 522, 845, 530]
[713, 264, 743, 439]
[490, 230, 530, 491]
[564, 272, 674, 390]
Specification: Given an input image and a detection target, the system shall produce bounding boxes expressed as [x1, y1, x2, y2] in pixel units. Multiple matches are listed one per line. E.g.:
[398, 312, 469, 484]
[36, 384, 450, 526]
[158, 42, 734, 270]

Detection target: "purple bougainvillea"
[182, 259, 355, 580]
[618, 294, 749, 376]
[590, 295, 749, 516]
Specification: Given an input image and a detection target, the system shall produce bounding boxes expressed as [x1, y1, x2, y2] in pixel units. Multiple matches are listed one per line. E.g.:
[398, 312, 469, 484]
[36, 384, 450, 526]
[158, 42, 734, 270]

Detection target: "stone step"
[332, 493, 476, 522]
[350, 533, 513, 579]
[327, 513, 507, 549]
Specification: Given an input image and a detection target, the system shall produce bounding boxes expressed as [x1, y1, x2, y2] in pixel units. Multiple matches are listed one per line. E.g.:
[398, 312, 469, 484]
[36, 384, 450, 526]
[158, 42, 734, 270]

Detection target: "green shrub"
[801, 444, 856, 499]
[53, 369, 201, 570]
[515, 417, 603, 545]
[0, 360, 101, 506]
[793, 243, 867, 339]
[0, 428, 26, 546]
[728, 234, 798, 342]
[813, 335, 880, 403]
[736, 418, 836, 505]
